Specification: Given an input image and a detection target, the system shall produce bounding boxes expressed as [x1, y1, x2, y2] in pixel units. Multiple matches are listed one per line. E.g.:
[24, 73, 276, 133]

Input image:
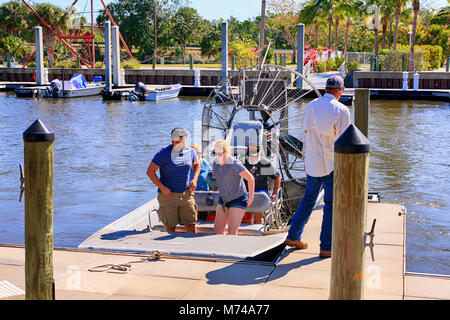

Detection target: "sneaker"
[284, 238, 308, 249]
[319, 250, 331, 259]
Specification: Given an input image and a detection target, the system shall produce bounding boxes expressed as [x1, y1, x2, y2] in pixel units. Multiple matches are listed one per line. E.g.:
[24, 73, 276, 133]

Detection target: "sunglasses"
[211, 151, 224, 157]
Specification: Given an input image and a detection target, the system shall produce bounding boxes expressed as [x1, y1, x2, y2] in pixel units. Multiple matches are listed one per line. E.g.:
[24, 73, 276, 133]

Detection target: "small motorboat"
[41, 74, 104, 98]
[129, 82, 182, 101]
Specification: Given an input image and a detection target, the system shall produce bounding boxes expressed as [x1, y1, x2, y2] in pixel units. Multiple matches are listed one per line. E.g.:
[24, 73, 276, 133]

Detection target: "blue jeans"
[287, 172, 334, 251]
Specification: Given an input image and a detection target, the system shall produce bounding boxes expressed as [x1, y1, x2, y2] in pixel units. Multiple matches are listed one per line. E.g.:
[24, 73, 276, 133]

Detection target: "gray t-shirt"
[212, 157, 247, 204]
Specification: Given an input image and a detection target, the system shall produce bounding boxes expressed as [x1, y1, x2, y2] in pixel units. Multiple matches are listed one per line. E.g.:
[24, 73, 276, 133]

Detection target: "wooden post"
[330, 124, 370, 300]
[112, 26, 121, 86]
[296, 23, 304, 88]
[35, 26, 45, 85]
[23, 119, 55, 300]
[221, 21, 228, 93]
[104, 21, 112, 93]
[153, 0, 157, 71]
[258, 0, 266, 65]
[354, 89, 370, 138]
[189, 54, 193, 70]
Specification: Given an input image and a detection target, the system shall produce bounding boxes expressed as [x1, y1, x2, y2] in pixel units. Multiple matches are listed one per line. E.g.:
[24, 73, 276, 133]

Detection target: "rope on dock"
[87, 250, 164, 274]
[86, 249, 260, 274]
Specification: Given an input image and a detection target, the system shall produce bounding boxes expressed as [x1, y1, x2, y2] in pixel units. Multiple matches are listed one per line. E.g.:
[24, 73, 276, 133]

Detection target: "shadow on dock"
[204, 248, 322, 286]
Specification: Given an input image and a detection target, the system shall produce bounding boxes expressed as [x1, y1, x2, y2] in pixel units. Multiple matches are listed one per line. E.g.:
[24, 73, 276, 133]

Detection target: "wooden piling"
[296, 23, 304, 88]
[189, 54, 194, 70]
[354, 88, 370, 138]
[23, 119, 55, 300]
[330, 124, 370, 300]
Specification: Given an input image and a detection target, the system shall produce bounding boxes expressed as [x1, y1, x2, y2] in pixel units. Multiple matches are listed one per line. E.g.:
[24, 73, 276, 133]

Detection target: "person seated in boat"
[146, 127, 200, 233]
[189, 144, 212, 191]
[211, 140, 255, 235]
[243, 144, 282, 224]
[190, 144, 213, 221]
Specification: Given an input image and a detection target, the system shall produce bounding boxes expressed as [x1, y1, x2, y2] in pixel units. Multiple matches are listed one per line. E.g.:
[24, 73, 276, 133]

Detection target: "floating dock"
[1, 202, 448, 300]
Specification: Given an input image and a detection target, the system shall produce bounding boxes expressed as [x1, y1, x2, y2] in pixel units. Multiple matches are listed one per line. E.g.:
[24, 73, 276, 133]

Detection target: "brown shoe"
[319, 250, 331, 259]
[284, 238, 308, 249]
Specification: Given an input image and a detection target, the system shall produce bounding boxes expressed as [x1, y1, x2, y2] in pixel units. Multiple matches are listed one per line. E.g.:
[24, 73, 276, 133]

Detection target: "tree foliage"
[96, 0, 183, 59]
[0, 0, 448, 69]
[171, 6, 202, 64]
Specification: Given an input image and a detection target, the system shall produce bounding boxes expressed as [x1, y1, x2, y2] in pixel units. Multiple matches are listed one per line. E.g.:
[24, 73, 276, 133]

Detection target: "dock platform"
[1, 202, 448, 300]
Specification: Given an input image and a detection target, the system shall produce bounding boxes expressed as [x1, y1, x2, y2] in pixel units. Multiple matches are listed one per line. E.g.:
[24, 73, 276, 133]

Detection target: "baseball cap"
[171, 127, 189, 140]
[325, 75, 345, 89]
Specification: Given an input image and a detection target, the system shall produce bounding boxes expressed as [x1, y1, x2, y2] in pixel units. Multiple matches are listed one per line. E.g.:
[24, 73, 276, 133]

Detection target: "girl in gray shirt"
[212, 140, 255, 235]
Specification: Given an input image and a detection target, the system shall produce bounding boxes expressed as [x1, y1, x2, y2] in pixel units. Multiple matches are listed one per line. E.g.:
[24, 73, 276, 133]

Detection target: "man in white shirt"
[285, 75, 351, 258]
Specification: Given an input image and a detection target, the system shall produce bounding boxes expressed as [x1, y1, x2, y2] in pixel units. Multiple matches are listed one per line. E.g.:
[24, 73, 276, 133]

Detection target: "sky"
[1, 0, 448, 22]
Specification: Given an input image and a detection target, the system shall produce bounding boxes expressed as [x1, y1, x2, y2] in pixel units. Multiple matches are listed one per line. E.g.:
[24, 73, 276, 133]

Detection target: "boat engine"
[49, 79, 62, 97]
[130, 82, 148, 101]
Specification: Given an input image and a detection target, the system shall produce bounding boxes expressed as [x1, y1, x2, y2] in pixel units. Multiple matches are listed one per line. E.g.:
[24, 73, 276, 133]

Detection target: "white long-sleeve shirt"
[302, 93, 351, 177]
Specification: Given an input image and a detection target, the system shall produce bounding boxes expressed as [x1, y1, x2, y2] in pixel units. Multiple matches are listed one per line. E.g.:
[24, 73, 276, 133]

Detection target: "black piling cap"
[23, 119, 55, 142]
[335, 124, 369, 154]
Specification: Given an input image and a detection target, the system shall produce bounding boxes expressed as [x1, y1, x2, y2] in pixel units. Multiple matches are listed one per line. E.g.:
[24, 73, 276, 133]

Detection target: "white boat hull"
[129, 84, 182, 101]
[78, 198, 287, 261]
[41, 84, 105, 98]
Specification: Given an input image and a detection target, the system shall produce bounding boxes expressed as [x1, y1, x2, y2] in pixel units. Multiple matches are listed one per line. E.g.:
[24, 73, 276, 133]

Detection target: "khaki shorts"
[157, 190, 197, 229]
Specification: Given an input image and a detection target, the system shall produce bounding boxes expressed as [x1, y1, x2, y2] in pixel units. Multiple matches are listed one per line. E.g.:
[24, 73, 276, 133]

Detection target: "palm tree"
[364, 0, 382, 58]
[299, 0, 328, 49]
[341, 1, 361, 58]
[332, 0, 359, 57]
[299, 0, 334, 49]
[392, 0, 409, 50]
[29, 3, 70, 68]
[409, 0, 419, 71]
[380, 1, 396, 49]
[0, 1, 29, 37]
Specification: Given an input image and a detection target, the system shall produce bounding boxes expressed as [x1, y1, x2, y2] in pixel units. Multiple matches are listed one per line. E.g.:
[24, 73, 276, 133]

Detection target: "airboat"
[79, 65, 355, 262]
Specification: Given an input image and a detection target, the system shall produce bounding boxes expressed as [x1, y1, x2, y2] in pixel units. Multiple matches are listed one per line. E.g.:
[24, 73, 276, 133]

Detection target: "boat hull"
[129, 84, 182, 101]
[41, 85, 105, 98]
[78, 198, 287, 261]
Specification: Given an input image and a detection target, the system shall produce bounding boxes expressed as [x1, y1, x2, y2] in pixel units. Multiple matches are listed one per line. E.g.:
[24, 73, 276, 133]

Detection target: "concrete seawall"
[353, 71, 450, 90]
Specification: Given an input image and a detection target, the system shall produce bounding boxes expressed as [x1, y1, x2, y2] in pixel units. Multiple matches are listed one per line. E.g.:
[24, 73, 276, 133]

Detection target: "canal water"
[0, 92, 448, 275]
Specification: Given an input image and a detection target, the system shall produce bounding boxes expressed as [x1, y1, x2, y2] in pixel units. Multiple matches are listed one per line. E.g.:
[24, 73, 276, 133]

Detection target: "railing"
[304, 60, 314, 79]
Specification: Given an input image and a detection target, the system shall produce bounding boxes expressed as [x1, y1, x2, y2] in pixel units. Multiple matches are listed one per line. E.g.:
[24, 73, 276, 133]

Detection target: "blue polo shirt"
[151, 144, 199, 193]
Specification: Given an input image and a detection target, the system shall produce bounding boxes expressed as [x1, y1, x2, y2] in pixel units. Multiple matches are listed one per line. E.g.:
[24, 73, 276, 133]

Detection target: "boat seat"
[194, 190, 271, 213]
[150, 221, 265, 236]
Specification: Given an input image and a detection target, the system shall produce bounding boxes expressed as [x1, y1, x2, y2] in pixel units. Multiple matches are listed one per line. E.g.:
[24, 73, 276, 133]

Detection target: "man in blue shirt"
[146, 128, 200, 233]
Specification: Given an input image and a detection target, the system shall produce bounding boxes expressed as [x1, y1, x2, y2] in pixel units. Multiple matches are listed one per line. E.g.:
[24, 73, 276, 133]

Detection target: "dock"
[1, 202, 448, 300]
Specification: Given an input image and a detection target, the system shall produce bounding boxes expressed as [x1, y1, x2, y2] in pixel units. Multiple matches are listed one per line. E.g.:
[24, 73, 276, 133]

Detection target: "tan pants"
[157, 190, 197, 229]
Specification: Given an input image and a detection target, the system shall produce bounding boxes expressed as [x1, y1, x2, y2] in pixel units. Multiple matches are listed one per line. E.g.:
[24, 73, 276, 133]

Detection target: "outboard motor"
[130, 82, 148, 101]
[49, 79, 62, 97]
[135, 82, 147, 93]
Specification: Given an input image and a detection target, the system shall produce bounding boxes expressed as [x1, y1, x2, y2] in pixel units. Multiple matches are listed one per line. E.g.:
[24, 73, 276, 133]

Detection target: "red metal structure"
[21, 0, 133, 69]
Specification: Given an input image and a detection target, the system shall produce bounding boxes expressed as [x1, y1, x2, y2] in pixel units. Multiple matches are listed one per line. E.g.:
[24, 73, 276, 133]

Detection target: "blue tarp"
[70, 74, 87, 89]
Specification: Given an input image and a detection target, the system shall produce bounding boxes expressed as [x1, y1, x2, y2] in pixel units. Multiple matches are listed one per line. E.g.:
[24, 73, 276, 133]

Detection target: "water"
[0, 92, 448, 275]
